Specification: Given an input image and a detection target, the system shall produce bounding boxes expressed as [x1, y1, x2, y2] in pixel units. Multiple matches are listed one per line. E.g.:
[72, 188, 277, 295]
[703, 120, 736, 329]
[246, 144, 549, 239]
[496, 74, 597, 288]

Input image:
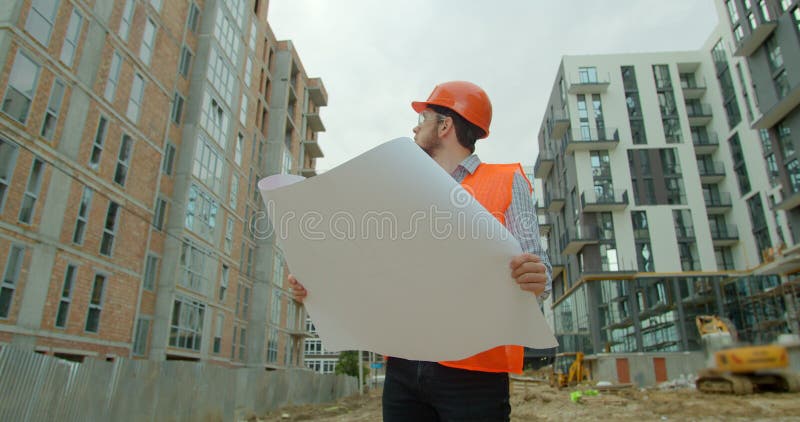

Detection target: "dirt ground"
[259, 379, 800, 422]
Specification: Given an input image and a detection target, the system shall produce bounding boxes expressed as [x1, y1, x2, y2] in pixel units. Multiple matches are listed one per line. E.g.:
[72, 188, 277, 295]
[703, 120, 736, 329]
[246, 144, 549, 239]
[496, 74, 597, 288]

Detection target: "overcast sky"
[268, 1, 720, 171]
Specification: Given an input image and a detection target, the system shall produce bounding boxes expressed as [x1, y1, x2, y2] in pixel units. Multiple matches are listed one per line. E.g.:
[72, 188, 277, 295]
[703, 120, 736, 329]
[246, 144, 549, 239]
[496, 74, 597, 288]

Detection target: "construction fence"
[0, 345, 358, 421]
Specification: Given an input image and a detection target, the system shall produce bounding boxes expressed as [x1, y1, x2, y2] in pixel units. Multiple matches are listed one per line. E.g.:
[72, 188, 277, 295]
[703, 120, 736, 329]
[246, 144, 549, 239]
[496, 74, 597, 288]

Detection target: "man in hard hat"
[290, 81, 551, 421]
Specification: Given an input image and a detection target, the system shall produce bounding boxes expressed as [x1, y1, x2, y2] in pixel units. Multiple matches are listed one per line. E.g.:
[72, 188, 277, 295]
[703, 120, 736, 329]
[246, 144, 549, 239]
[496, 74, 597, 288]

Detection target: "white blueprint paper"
[258, 138, 558, 361]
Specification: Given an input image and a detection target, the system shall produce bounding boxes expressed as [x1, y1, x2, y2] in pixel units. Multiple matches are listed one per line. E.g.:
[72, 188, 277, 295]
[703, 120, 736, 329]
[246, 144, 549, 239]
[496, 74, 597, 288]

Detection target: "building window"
[55, 264, 77, 328]
[127, 73, 145, 123]
[778, 121, 795, 159]
[84, 273, 106, 333]
[162, 143, 176, 175]
[766, 154, 780, 187]
[100, 202, 120, 256]
[270, 290, 281, 324]
[578, 67, 598, 83]
[788, 160, 800, 193]
[185, 184, 220, 241]
[40, 79, 66, 140]
[238, 327, 246, 360]
[241, 286, 250, 319]
[59, 9, 83, 66]
[192, 137, 223, 193]
[758, 0, 770, 20]
[267, 328, 278, 362]
[104, 52, 122, 102]
[219, 264, 229, 301]
[180, 240, 208, 292]
[735, 63, 754, 122]
[119, 0, 135, 41]
[229, 176, 238, 211]
[149, 0, 162, 11]
[726, 0, 739, 23]
[169, 296, 205, 351]
[133, 318, 150, 356]
[249, 22, 257, 51]
[231, 326, 238, 359]
[207, 45, 235, 107]
[715, 247, 735, 270]
[213, 12, 240, 72]
[728, 133, 751, 195]
[139, 18, 157, 66]
[0, 140, 19, 212]
[747, 194, 772, 260]
[245, 56, 253, 88]
[225, 217, 234, 254]
[143, 254, 159, 291]
[114, 134, 133, 186]
[793, 8, 800, 33]
[188, 3, 201, 33]
[2, 50, 41, 124]
[25, 0, 59, 46]
[89, 116, 108, 170]
[179, 46, 193, 78]
[782, 0, 792, 11]
[711, 41, 741, 129]
[213, 313, 223, 354]
[200, 91, 229, 148]
[235, 133, 244, 166]
[171, 92, 185, 124]
[153, 197, 167, 231]
[239, 95, 248, 126]
[72, 187, 92, 244]
[1, 245, 25, 319]
[19, 158, 45, 224]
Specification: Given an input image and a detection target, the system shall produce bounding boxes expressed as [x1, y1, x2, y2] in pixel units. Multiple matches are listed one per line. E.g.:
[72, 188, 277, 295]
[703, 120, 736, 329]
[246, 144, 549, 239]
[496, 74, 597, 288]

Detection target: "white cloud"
[269, 0, 719, 170]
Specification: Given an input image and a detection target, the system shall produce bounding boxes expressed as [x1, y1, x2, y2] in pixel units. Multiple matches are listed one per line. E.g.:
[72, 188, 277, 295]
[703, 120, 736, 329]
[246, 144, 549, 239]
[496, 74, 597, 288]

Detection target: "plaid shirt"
[451, 154, 552, 299]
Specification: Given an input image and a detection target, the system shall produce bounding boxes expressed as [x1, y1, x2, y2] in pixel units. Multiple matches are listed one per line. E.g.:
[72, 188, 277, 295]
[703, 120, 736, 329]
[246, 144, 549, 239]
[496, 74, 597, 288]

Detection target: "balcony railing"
[561, 226, 601, 255]
[566, 127, 620, 154]
[692, 131, 719, 153]
[568, 71, 611, 94]
[681, 79, 707, 100]
[534, 149, 555, 178]
[711, 225, 740, 246]
[686, 103, 713, 125]
[580, 188, 629, 212]
[548, 109, 571, 141]
[546, 189, 566, 213]
[704, 191, 732, 213]
[698, 161, 726, 183]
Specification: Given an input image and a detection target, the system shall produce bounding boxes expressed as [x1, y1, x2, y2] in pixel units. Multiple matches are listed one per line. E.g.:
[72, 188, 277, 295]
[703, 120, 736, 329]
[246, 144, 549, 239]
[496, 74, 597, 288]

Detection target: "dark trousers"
[382, 357, 510, 422]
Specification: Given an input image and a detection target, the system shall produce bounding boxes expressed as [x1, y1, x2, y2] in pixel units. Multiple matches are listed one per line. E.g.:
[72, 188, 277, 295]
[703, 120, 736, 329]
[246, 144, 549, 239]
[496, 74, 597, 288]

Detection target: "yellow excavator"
[695, 315, 800, 394]
[549, 351, 590, 388]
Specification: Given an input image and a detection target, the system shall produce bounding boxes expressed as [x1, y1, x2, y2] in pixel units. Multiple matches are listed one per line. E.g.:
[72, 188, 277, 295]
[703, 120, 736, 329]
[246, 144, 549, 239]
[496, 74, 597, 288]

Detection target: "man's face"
[413, 109, 444, 157]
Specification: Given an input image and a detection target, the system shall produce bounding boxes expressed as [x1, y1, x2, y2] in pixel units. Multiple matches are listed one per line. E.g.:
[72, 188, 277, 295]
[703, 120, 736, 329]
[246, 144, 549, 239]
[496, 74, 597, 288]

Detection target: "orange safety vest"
[438, 162, 532, 374]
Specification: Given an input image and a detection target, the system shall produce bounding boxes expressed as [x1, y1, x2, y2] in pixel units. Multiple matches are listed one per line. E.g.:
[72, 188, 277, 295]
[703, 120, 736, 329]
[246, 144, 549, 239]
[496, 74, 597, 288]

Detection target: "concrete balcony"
[568, 72, 610, 94]
[538, 214, 552, 237]
[704, 191, 732, 214]
[733, 21, 778, 57]
[580, 188, 629, 212]
[752, 81, 800, 130]
[698, 161, 726, 184]
[686, 102, 713, 126]
[565, 127, 619, 154]
[561, 226, 600, 255]
[692, 131, 719, 154]
[546, 190, 565, 213]
[305, 112, 325, 132]
[303, 139, 323, 158]
[534, 149, 555, 178]
[550, 110, 570, 141]
[711, 225, 740, 247]
[681, 81, 707, 100]
[550, 254, 565, 278]
[301, 168, 317, 177]
[776, 190, 800, 211]
[306, 78, 328, 106]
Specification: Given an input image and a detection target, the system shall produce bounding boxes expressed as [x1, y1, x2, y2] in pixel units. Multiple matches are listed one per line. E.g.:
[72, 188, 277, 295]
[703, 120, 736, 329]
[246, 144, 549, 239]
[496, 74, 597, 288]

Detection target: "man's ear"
[438, 116, 452, 137]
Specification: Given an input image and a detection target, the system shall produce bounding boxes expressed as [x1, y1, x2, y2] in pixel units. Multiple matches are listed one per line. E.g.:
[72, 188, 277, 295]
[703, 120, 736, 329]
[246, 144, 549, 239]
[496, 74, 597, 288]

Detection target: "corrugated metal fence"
[0, 346, 358, 421]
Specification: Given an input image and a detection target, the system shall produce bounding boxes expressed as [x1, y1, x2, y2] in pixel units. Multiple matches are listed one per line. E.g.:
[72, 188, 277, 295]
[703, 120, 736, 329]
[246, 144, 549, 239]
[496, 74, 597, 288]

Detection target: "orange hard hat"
[411, 81, 492, 139]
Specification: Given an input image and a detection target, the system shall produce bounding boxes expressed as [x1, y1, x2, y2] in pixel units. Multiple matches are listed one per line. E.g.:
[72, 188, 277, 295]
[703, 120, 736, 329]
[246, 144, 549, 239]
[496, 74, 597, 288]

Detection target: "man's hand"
[288, 274, 308, 303]
[510, 253, 547, 297]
